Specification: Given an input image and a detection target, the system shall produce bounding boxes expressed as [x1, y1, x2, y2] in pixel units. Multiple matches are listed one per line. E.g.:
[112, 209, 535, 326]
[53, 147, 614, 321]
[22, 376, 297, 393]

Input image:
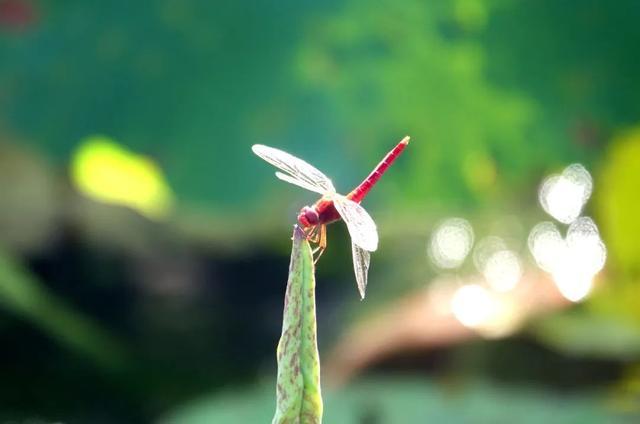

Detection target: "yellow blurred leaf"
[71, 135, 173, 219]
[596, 127, 640, 275]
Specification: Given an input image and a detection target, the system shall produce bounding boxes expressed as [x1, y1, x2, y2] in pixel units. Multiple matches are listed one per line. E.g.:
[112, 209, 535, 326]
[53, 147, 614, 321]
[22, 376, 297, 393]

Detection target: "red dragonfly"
[252, 136, 409, 298]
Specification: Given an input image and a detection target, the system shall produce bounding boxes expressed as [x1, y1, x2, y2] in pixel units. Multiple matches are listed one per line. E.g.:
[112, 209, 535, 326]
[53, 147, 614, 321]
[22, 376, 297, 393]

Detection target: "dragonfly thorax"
[297, 205, 319, 228]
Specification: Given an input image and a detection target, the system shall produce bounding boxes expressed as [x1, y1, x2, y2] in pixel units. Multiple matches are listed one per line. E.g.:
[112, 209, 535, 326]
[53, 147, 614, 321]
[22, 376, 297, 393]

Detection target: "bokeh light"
[482, 249, 523, 292]
[538, 164, 592, 224]
[473, 236, 522, 292]
[450, 283, 521, 338]
[428, 218, 474, 269]
[473, 236, 506, 270]
[451, 284, 493, 328]
[551, 264, 594, 303]
[528, 222, 565, 273]
[528, 218, 607, 302]
[567, 217, 607, 276]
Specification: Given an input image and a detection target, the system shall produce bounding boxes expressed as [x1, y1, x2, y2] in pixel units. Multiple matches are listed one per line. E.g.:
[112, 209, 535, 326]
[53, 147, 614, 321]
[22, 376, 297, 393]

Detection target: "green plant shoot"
[272, 226, 323, 424]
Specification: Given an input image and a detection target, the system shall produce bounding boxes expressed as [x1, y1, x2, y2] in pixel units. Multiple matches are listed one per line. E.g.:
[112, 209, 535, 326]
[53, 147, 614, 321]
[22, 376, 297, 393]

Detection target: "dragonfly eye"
[305, 207, 320, 225]
[298, 206, 319, 227]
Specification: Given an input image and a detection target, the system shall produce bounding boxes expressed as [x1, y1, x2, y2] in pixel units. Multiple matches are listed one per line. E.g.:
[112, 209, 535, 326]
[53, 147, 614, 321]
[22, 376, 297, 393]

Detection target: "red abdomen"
[313, 136, 409, 225]
[347, 136, 409, 203]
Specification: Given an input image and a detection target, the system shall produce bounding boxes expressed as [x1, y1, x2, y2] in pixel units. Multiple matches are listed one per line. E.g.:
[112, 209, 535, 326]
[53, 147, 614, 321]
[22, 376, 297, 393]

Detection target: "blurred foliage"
[162, 377, 624, 424]
[3, 0, 638, 216]
[576, 127, 640, 345]
[71, 135, 174, 219]
[595, 128, 640, 278]
[1, 0, 327, 212]
[294, 0, 640, 213]
[0, 141, 59, 254]
[533, 312, 640, 361]
[0, 249, 126, 368]
[297, 0, 537, 208]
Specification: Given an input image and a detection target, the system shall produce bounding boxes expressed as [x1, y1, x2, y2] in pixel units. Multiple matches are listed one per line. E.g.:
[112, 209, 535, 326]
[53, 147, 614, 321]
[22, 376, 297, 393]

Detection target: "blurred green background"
[1, 0, 640, 422]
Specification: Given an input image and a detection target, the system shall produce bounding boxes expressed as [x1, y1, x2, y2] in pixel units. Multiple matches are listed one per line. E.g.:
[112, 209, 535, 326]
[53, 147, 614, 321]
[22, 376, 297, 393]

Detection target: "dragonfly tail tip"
[401, 136, 410, 145]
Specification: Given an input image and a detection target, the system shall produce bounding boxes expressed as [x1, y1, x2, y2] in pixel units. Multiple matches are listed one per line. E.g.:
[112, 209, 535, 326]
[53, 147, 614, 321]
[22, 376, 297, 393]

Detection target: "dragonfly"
[252, 136, 410, 299]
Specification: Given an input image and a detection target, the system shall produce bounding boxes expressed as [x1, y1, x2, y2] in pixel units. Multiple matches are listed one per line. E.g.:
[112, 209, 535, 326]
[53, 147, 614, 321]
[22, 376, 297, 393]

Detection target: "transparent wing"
[352, 242, 371, 299]
[252, 144, 335, 194]
[274, 172, 327, 194]
[333, 195, 379, 252]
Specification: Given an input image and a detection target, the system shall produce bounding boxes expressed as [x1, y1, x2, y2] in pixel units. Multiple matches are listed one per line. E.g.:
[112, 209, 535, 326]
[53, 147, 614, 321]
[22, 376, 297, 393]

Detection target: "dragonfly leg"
[306, 225, 320, 243]
[312, 224, 327, 264]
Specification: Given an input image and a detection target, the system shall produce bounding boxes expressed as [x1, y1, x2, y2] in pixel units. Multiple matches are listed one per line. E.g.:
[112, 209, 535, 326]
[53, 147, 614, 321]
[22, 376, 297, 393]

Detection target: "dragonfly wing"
[274, 172, 328, 194]
[333, 195, 379, 252]
[352, 241, 371, 299]
[252, 144, 335, 194]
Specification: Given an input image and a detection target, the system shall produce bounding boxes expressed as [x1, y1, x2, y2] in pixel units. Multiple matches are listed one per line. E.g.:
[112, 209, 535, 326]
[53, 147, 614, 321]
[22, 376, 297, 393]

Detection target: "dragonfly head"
[297, 206, 320, 228]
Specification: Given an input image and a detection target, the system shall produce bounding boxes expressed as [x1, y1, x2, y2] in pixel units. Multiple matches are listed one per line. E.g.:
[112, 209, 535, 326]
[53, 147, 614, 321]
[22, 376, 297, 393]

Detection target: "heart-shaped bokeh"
[538, 164, 592, 224]
[528, 217, 606, 301]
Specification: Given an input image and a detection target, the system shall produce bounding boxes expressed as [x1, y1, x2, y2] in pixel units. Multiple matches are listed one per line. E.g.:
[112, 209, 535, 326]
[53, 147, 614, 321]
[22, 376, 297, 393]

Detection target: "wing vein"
[252, 144, 335, 194]
[352, 242, 371, 299]
[333, 195, 378, 252]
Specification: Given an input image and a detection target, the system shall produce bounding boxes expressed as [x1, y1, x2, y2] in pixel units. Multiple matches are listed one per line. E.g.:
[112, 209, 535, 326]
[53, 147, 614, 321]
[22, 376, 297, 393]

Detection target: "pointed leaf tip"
[272, 225, 322, 423]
